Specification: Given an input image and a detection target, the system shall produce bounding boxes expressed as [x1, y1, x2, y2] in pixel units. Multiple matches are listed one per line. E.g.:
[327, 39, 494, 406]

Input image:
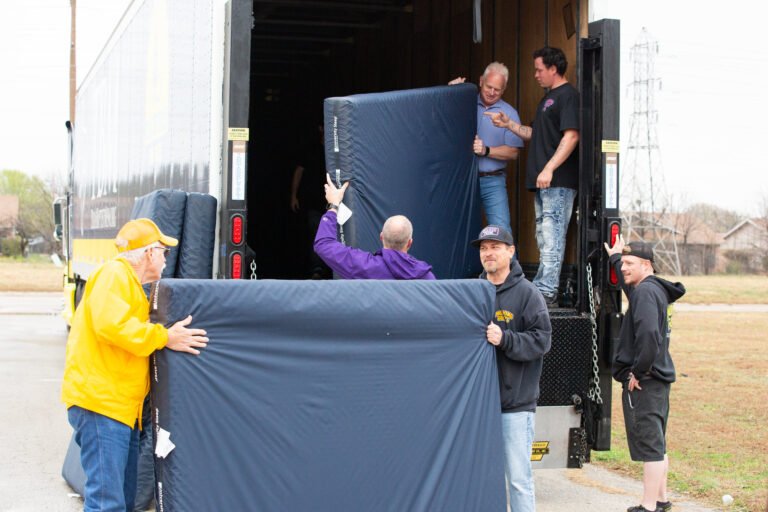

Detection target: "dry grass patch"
[0, 258, 63, 291]
[593, 311, 768, 511]
[660, 274, 768, 304]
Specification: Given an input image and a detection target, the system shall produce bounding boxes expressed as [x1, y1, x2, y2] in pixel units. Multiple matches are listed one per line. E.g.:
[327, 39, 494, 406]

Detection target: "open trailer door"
[220, 0, 253, 279]
[577, 17, 621, 454]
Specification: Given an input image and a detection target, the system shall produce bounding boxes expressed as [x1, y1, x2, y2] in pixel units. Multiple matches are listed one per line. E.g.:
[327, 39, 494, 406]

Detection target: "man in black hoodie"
[471, 225, 551, 512]
[605, 235, 686, 512]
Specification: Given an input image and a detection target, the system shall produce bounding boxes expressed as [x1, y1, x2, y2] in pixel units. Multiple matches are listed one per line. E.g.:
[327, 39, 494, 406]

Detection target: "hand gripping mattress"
[149, 278, 506, 511]
[324, 84, 482, 279]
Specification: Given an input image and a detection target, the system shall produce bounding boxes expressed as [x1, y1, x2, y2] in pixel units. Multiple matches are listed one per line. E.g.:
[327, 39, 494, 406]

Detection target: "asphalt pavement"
[0, 292, 718, 512]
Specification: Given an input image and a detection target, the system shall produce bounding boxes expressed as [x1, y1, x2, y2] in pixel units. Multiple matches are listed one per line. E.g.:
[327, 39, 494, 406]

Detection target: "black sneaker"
[627, 506, 660, 512]
[656, 501, 672, 511]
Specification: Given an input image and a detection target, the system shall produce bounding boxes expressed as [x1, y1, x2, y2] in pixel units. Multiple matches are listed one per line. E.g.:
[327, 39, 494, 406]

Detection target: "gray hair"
[120, 244, 154, 265]
[381, 215, 413, 251]
[482, 61, 509, 85]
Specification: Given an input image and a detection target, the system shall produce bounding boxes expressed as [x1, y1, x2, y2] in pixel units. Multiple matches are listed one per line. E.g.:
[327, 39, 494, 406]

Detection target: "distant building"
[624, 210, 725, 275]
[721, 218, 768, 272]
[670, 213, 725, 275]
[0, 195, 19, 239]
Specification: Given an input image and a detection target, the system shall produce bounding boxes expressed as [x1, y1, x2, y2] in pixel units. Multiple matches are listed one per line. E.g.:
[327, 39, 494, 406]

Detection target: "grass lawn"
[593, 311, 768, 512]
[660, 274, 768, 304]
[0, 256, 64, 291]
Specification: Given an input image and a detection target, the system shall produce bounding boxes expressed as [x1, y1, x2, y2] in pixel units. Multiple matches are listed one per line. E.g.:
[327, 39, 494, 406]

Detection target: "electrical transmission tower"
[622, 28, 681, 275]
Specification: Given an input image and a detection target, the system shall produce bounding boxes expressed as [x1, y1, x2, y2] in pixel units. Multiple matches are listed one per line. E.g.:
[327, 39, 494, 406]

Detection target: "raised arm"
[484, 111, 533, 142]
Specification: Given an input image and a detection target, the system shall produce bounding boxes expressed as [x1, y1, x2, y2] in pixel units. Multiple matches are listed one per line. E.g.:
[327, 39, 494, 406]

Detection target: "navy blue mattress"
[150, 278, 505, 511]
[175, 192, 217, 279]
[324, 84, 482, 279]
[131, 189, 188, 278]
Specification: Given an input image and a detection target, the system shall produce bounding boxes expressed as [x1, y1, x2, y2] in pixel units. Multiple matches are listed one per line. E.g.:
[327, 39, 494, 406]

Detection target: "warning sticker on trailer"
[228, 127, 250, 141]
[530, 441, 550, 462]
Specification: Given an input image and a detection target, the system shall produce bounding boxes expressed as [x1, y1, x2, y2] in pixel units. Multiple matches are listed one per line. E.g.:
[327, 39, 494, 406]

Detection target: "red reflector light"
[609, 266, 618, 285]
[231, 215, 243, 245]
[231, 253, 242, 279]
[610, 222, 620, 245]
[608, 221, 620, 286]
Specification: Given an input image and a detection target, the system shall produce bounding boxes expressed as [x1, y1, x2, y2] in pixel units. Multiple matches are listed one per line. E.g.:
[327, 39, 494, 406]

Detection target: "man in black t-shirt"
[486, 47, 580, 306]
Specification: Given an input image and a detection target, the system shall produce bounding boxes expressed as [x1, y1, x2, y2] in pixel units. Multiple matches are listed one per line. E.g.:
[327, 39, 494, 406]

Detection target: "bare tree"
[686, 202, 744, 234]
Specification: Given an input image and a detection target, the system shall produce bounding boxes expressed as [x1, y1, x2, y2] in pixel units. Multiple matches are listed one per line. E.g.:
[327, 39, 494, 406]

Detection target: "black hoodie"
[610, 253, 686, 384]
[481, 260, 552, 413]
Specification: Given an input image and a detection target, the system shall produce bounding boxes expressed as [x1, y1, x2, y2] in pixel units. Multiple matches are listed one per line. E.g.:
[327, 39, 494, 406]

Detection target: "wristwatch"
[326, 203, 339, 211]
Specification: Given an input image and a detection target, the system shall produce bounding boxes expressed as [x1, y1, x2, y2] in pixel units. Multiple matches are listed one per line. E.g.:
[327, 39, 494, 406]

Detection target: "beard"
[482, 260, 499, 273]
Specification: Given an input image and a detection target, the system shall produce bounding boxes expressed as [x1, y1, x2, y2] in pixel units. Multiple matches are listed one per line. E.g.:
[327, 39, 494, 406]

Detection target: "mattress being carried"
[150, 278, 506, 511]
[324, 84, 482, 279]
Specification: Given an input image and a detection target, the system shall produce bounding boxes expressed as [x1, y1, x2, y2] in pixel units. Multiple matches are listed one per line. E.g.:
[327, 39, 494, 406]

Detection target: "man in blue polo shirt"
[450, 62, 524, 236]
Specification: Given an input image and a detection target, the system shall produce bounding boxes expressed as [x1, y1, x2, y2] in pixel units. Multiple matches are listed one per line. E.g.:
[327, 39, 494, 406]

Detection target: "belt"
[478, 170, 505, 177]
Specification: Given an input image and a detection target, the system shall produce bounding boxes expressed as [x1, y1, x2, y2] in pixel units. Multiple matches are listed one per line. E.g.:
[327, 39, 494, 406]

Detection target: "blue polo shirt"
[476, 96, 524, 172]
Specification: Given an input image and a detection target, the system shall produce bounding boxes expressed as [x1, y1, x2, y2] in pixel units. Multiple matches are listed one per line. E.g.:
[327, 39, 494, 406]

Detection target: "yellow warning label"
[530, 441, 550, 462]
[601, 140, 620, 153]
[228, 127, 250, 141]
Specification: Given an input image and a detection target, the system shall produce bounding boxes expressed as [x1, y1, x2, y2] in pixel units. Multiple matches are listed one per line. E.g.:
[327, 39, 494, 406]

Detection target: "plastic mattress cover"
[150, 278, 505, 511]
[324, 84, 482, 279]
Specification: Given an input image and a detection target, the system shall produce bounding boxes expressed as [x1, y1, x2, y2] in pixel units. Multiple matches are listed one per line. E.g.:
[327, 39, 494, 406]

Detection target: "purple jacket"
[314, 211, 436, 280]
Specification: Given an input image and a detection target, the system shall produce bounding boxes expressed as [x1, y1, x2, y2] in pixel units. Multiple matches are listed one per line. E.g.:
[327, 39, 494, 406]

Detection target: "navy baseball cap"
[471, 225, 514, 247]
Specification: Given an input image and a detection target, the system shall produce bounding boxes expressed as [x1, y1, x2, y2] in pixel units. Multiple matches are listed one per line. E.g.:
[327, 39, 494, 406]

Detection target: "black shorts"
[622, 378, 670, 462]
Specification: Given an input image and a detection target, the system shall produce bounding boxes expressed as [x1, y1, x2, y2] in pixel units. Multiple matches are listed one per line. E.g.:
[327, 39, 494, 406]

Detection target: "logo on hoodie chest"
[495, 310, 514, 323]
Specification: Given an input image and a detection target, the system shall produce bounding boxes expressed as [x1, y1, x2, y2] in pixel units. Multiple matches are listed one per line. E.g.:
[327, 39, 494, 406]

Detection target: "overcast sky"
[0, 0, 765, 216]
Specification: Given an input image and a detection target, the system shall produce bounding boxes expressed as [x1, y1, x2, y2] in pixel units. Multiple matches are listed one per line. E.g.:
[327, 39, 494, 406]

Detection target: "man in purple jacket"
[314, 176, 435, 280]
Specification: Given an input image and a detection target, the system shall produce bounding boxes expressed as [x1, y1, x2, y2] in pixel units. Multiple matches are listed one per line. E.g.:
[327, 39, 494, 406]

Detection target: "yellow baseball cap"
[114, 218, 178, 253]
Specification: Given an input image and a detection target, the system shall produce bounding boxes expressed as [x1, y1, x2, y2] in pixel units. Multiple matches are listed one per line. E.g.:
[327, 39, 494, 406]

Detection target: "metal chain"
[586, 263, 603, 404]
[249, 260, 257, 280]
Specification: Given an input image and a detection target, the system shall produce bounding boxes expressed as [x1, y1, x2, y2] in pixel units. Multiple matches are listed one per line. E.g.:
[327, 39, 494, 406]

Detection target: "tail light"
[231, 214, 244, 245]
[608, 221, 620, 285]
[231, 252, 243, 279]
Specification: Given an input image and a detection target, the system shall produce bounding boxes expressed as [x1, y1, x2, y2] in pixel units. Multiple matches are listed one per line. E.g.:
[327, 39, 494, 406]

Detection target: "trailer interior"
[241, 0, 588, 285]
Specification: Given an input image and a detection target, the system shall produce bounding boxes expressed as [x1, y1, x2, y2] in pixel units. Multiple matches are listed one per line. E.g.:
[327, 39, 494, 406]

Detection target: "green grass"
[0, 257, 64, 291]
[593, 311, 768, 512]
[659, 274, 768, 304]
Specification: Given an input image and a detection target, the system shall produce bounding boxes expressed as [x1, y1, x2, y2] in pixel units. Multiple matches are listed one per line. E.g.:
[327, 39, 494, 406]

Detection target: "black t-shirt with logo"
[525, 83, 579, 191]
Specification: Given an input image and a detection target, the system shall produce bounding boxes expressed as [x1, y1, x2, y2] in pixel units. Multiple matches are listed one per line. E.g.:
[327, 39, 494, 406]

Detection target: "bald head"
[381, 215, 413, 252]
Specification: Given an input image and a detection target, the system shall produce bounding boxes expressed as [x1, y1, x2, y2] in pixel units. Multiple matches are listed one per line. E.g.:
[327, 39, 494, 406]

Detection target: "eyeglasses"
[148, 246, 171, 256]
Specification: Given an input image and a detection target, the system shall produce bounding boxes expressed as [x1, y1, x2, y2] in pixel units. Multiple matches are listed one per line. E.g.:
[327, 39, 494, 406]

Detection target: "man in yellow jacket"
[62, 218, 209, 512]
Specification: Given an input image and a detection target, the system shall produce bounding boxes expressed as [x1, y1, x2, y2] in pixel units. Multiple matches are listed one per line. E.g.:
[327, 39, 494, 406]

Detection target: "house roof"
[723, 218, 768, 239]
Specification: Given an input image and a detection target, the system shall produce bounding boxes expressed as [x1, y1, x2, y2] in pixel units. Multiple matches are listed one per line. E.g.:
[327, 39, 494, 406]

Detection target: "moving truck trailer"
[55, 0, 622, 468]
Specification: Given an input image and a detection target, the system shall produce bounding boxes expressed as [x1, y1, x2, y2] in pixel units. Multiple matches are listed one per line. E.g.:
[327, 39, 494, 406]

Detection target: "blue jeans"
[502, 411, 536, 512]
[68, 406, 140, 512]
[533, 187, 576, 298]
[479, 173, 512, 235]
